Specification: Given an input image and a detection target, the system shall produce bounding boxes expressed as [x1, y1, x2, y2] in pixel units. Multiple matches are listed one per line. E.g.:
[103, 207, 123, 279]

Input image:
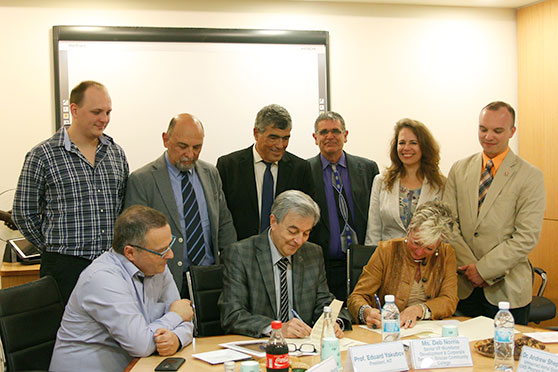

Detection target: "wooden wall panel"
[518, 0, 558, 220]
[518, 0, 558, 327]
[517, 0, 558, 326]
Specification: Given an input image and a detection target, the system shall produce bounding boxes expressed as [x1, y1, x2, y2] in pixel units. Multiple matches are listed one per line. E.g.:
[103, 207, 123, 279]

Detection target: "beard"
[174, 157, 195, 172]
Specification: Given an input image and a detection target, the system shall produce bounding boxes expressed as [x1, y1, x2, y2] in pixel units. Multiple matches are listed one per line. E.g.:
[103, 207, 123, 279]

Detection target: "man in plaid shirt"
[13, 81, 129, 304]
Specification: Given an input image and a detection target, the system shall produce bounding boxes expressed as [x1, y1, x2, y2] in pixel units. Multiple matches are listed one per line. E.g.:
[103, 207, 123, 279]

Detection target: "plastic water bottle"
[382, 294, 400, 342]
[320, 306, 341, 370]
[265, 321, 289, 372]
[494, 301, 515, 371]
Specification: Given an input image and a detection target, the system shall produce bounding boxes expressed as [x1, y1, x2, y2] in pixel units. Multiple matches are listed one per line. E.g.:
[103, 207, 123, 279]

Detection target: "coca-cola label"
[266, 353, 289, 369]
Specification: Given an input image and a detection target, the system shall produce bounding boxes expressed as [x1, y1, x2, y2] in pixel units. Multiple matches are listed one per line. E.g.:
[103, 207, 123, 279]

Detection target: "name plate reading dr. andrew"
[517, 346, 558, 372]
[409, 337, 472, 369]
[345, 342, 408, 372]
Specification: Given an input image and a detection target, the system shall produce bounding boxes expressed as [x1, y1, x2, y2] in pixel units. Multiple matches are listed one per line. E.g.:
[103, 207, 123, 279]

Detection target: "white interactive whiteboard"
[53, 26, 329, 171]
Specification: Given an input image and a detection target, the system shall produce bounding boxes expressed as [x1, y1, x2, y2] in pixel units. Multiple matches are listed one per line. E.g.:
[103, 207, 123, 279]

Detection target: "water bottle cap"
[271, 320, 283, 329]
[498, 301, 510, 310]
[385, 294, 395, 302]
[323, 306, 331, 313]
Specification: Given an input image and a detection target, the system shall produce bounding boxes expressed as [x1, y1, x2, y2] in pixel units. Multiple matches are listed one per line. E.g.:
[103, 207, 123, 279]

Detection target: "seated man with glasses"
[50, 205, 194, 372]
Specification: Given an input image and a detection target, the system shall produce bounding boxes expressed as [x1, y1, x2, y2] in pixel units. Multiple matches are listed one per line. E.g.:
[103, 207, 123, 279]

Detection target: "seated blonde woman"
[348, 200, 458, 329]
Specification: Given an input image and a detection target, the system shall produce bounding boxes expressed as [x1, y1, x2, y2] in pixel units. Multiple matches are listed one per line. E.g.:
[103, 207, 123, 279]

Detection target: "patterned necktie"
[182, 172, 205, 266]
[277, 257, 290, 323]
[260, 161, 274, 232]
[330, 163, 356, 252]
[478, 159, 494, 212]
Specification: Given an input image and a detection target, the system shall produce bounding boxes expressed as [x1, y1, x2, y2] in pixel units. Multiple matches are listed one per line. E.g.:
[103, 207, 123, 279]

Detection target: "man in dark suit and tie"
[219, 190, 351, 338]
[308, 111, 379, 302]
[125, 113, 237, 298]
[216, 104, 315, 240]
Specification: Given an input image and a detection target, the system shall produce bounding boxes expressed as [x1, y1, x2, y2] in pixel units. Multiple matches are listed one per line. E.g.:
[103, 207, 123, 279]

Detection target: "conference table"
[0, 261, 40, 288]
[125, 319, 556, 371]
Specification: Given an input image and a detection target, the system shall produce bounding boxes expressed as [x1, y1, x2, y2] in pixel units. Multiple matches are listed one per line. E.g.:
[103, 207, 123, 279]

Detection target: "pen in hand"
[291, 309, 305, 323]
[374, 294, 382, 309]
[372, 294, 382, 329]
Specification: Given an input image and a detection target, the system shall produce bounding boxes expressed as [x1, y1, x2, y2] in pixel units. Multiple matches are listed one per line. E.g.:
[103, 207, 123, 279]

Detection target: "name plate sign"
[409, 337, 472, 369]
[307, 357, 339, 372]
[345, 342, 408, 372]
[517, 346, 558, 372]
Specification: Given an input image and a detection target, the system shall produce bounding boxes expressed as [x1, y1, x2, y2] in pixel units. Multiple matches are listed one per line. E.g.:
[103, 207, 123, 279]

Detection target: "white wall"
[0, 0, 518, 196]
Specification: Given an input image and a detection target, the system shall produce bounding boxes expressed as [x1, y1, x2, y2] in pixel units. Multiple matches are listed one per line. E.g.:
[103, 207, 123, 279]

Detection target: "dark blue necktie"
[260, 161, 274, 232]
[182, 172, 205, 266]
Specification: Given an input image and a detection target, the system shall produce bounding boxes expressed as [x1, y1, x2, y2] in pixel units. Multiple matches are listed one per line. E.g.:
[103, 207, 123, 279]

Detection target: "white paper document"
[192, 349, 252, 364]
[359, 316, 519, 342]
[359, 319, 459, 339]
[310, 299, 344, 345]
[286, 336, 365, 355]
[220, 340, 267, 358]
[523, 332, 558, 344]
[457, 316, 518, 342]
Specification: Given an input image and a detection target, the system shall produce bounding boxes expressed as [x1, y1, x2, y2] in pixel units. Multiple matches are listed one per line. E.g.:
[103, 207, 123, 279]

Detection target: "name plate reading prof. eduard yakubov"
[345, 341, 408, 372]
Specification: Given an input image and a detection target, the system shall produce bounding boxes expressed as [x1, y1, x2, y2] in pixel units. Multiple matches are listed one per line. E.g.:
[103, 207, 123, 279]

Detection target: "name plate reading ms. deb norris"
[409, 337, 472, 369]
[517, 346, 558, 372]
[345, 342, 408, 372]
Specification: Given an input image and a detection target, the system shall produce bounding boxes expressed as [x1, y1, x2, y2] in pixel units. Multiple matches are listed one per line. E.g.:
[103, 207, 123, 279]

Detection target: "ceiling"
[296, 0, 543, 8]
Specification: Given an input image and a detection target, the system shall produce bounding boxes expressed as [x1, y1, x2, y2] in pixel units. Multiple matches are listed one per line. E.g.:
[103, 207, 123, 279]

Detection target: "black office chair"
[346, 244, 377, 300]
[529, 266, 556, 324]
[0, 276, 64, 372]
[186, 264, 224, 337]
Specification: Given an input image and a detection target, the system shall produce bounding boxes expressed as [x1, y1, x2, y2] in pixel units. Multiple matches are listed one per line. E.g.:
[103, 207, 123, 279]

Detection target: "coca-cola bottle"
[265, 320, 289, 372]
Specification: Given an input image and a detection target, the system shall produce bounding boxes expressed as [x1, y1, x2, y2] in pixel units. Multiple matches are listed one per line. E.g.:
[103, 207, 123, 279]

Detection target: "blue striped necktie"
[182, 171, 205, 266]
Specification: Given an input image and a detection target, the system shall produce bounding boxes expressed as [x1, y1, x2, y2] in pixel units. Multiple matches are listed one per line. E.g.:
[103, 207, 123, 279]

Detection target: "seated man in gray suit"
[308, 111, 379, 302]
[443, 101, 545, 325]
[125, 113, 237, 298]
[219, 190, 351, 338]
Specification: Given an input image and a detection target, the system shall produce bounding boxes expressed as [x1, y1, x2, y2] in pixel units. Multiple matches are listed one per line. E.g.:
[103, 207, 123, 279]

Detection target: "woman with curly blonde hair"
[365, 118, 445, 246]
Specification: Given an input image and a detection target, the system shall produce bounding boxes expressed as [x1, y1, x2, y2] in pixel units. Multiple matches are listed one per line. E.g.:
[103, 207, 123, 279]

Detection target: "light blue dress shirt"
[49, 249, 194, 372]
[165, 153, 214, 269]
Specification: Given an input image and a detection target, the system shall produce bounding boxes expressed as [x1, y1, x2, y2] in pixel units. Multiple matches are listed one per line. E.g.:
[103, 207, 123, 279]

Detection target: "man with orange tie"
[443, 101, 545, 324]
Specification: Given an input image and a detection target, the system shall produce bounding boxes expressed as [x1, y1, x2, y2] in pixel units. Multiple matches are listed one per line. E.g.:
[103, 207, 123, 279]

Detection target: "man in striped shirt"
[13, 80, 129, 304]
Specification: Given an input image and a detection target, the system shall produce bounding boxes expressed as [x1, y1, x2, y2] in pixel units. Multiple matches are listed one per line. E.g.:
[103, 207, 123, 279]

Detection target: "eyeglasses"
[128, 236, 176, 257]
[288, 343, 317, 355]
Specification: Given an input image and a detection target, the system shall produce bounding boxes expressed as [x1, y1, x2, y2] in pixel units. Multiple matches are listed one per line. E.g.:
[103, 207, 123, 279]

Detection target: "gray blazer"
[124, 154, 237, 289]
[365, 173, 442, 246]
[443, 150, 545, 308]
[218, 231, 351, 337]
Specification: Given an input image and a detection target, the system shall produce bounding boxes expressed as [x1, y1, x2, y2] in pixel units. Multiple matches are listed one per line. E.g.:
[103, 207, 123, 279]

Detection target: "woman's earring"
[435, 249, 439, 257]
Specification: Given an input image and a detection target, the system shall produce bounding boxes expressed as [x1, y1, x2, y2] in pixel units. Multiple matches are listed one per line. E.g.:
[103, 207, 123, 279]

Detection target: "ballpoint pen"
[374, 294, 382, 309]
[291, 308, 304, 322]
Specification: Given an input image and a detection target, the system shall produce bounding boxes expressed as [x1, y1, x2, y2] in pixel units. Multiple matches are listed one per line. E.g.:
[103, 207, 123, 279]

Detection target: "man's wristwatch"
[336, 318, 345, 331]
